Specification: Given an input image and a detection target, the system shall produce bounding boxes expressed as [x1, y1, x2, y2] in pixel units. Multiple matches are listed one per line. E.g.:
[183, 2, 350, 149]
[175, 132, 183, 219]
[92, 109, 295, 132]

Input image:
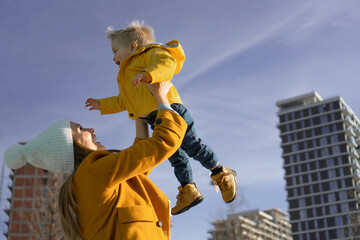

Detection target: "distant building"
[4, 163, 66, 240]
[208, 208, 292, 240]
[277, 92, 360, 239]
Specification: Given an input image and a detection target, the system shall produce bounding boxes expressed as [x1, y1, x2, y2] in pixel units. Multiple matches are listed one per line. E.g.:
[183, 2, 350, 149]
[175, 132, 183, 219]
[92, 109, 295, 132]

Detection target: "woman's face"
[70, 122, 105, 151]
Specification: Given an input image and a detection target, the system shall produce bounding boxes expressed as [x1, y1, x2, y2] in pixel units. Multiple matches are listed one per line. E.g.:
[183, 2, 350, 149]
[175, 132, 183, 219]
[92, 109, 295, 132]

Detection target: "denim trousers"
[144, 103, 219, 183]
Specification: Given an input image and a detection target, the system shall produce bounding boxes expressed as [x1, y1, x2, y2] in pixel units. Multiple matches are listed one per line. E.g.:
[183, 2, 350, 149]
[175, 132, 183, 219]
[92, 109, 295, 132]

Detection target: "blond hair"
[58, 141, 93, 240]
[106, 20, 155, 47]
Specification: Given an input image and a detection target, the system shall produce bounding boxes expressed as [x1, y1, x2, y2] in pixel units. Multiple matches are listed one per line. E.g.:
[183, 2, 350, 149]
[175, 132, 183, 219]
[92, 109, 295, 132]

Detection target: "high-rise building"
[208, 208, 292, 240]
[276, 92, 360, 240]
[4, 163, 66, 240]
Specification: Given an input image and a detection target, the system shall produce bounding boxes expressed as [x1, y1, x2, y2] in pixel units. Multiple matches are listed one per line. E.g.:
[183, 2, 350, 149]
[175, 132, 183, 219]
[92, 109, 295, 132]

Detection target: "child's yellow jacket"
[99, 40, 185, 119]
[72, 110, 187, 239]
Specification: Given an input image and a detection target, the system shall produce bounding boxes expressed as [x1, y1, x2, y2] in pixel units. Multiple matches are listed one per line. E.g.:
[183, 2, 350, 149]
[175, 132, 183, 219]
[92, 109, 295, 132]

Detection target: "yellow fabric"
[72, 110, 187, 239]
[99, 40, 185, 119]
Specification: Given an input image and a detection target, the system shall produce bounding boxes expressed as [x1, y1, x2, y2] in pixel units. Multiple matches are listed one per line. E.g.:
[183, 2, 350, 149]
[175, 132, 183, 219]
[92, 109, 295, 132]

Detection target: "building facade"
[208, 208, 292, 240]
[4, 163, 66, 240]
[277, 92, 360, 239]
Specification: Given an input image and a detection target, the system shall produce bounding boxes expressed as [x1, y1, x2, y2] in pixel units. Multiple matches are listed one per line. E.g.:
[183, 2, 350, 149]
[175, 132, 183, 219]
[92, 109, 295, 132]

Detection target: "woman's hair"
[106, 20, 155, 47]
[58, 140, 93, 240]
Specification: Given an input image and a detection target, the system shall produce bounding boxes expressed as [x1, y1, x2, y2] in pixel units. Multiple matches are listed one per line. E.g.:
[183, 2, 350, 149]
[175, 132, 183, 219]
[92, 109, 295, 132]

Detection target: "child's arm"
[85, 94, 126, 115]
[133, 48, 177, 87]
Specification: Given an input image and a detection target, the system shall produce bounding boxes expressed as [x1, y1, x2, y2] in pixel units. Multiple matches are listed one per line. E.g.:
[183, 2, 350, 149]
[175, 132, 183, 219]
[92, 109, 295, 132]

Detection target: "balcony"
[346, 127, 356, 137]
[350, 148, 360, 159]
[3, 209, 10, 217]
[354, 174, 360, 182]
[354, 127, 360, 137]
[348, 137, 358, 148]
[351, 159, 360, 169]
[345, 116, 355, 127]
[342, 106, 351, 116]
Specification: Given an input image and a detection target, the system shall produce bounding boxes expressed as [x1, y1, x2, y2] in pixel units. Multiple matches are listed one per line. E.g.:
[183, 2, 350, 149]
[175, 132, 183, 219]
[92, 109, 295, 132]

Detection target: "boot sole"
[225, 170, 239, 204]
[171, 195, 204, 215]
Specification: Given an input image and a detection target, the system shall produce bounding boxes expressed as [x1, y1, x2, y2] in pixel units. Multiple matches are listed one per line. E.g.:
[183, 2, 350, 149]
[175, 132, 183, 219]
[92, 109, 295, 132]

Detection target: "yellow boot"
[211, 167, 238, 203]
[171, 183, 204, 215]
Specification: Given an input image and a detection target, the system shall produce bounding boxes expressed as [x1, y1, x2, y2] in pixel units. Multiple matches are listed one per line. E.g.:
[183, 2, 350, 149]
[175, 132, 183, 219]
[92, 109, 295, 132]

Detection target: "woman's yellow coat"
[72, 110, 186, 239]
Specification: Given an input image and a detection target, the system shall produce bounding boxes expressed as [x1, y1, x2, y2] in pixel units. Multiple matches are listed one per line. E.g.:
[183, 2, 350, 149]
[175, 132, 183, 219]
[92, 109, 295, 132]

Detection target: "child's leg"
[145, 109, 203, 215]
[168, 148, 193, 186]
[170, 104, 219, 170]
[144, 111, 194, 185]
[171, 103, 238, 204]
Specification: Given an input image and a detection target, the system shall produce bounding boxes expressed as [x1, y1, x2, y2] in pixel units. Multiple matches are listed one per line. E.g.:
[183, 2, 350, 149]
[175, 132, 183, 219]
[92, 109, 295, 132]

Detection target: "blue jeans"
[144, 104, 219, 183]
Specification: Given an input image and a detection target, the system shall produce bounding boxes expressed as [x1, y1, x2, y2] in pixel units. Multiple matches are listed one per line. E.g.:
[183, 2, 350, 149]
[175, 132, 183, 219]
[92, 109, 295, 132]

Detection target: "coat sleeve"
[143, 48, 177, 84]
[85, 110, 186, 187]
[99, 93, 126, 115]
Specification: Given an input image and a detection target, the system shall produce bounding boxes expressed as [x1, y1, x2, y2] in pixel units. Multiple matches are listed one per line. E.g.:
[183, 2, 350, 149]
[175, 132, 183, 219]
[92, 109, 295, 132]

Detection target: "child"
[85, 20, 238, 215]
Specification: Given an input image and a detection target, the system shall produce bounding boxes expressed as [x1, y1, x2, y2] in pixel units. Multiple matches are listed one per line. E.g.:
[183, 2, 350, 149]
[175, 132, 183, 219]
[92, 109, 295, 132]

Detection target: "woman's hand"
[145, 81, 173, 106]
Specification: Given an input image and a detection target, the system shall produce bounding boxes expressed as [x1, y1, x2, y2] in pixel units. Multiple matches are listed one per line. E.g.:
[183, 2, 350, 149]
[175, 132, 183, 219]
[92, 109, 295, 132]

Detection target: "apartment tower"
[208, 208, 292, 240]
[277, 92, 360, 239]
[4, 163, 66, 239]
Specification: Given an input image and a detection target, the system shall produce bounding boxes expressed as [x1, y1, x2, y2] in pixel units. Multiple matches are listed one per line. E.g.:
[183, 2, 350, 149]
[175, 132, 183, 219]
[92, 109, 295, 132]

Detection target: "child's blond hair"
[106, 20, 155, 47]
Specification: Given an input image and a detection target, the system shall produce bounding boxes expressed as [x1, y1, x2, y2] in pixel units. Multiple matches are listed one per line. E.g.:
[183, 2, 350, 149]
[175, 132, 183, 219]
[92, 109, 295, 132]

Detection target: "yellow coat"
[72, 110, 187, 239]
[99, 40, 185, 119]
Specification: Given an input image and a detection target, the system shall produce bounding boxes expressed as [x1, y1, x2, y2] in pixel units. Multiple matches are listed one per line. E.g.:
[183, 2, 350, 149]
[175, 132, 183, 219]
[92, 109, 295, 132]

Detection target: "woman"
[4, 82, 187, 240]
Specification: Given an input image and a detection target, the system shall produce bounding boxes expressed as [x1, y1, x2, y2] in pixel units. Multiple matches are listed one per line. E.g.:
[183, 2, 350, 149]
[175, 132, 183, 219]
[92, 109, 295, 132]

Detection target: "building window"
[329, 204, 337, 214]
[330, 180, 337, 190]
[327, 158, 335, 167]
[322, 126, 330, 134]
[312, 107, 319, 115]
[332, 145, 340, 154]
[319, 137, 327, 145]
[336, 228, 345, 238]
[313, 184, 319, 193]
[341, 203, 349, 212]
[322, 182, 330, 191]
[328, 193, 336, 202]
[339, 191, 347, 201]
[321, 148, 329, 156]
[292, 143, 299, 152]
[300, 209, 307, 219]
[320, 115, 328, 124]
[328, 169, 337, 179]
[327, 217, 335, 227]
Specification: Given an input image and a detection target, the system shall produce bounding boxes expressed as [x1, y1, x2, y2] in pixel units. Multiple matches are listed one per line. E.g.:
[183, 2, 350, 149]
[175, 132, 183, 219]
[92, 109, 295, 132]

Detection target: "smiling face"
[70, 122, 105, 151]
[111, 39, 138, 66]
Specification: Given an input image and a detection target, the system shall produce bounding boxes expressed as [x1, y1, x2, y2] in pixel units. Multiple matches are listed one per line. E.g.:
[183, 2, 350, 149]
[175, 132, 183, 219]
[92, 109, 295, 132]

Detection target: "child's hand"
[85, 98, 101, 111]
[133, 73, 148, 87]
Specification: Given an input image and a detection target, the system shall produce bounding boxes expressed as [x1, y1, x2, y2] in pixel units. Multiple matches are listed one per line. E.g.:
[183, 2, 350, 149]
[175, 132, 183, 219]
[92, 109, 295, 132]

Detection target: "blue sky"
[1, 0, 360, 239]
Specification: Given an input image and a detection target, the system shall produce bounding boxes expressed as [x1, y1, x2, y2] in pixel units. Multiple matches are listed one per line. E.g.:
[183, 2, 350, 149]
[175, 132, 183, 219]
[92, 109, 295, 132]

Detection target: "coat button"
[155, 119, 162, 124]
[130, 113, 134, 117]
[157, 220, 163, 227]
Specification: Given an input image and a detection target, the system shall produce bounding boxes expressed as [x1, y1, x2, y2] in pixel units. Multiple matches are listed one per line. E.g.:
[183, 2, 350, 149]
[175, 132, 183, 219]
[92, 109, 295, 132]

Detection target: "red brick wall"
[7, 164, 59, 239]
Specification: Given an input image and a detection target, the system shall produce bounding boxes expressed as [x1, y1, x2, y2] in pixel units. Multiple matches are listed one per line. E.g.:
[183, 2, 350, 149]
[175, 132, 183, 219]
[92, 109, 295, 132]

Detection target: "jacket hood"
[137, 40, 186, 75]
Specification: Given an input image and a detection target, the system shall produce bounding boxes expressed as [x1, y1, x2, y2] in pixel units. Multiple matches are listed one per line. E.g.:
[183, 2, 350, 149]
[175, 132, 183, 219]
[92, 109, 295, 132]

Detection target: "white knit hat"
[4, 120, 74, 173]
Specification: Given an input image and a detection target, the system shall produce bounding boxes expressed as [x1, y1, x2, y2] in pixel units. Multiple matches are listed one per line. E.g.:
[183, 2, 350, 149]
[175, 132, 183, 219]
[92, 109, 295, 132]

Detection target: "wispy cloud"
[179, 0, 360, 89]
[179, 2, 318, 86]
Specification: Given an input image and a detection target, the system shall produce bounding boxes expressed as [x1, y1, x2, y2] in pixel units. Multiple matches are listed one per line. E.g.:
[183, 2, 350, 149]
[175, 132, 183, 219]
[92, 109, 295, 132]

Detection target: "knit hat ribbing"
[4, 120, 74, 173]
